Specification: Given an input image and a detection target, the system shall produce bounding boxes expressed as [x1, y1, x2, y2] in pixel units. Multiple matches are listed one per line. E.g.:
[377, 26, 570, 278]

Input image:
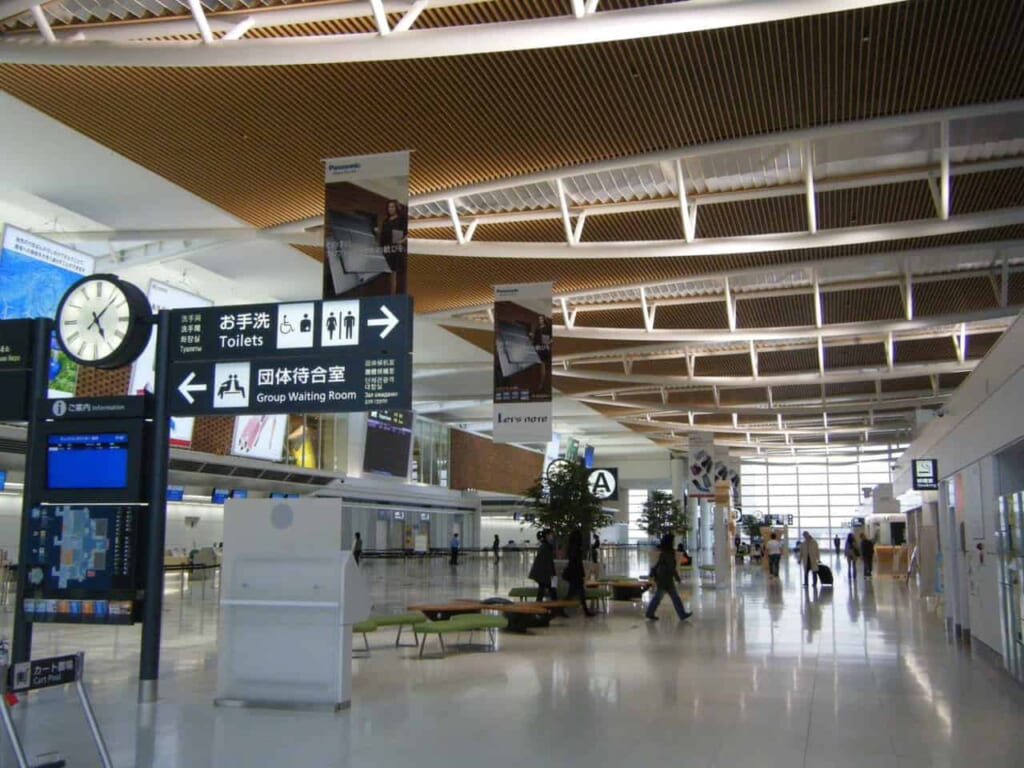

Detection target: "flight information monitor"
[47, 432, 129, 490]
[23, 504, 139, 624]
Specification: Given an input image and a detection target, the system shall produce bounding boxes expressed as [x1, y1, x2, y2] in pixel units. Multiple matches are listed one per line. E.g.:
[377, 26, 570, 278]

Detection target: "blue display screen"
[231, 489, 248, 499]
[47, 433, 129, 490]
[583, 445, 595, 468]
[0, 469, 6, 491]
[270, 492, 286, 499]
[166, 486, 185, 502]
[211, 489, 229, 504]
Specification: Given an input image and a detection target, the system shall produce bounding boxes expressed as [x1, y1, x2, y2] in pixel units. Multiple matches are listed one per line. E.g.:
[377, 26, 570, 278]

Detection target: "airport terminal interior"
[0, 1, 1023, 766]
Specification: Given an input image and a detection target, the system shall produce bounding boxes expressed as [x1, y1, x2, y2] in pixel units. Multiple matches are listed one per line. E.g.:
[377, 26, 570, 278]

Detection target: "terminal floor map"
[26, 505, 137, 600]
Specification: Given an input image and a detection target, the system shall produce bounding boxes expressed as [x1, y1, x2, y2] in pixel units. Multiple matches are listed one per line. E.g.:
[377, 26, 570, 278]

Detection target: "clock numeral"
[62, 319, 77, 326]
[67, 303, 81, 310]
[91, 343, 98, 359]
[117, 314, 129, 322]
[96, 282, 103, 298]
[66, 331, 80, 344]
[76, 341, 87, 356]
[114, 329, 126, 340]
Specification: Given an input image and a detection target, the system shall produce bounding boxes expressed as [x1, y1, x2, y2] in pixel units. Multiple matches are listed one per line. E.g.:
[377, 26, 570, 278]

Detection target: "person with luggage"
[645, 533, 692, 621]
[861, 535, 876, 579]
[844, 532, 859, 579]
[798, 531, 821, 588]
[529, 530, 558, 602]
[765, 532, 782, 578]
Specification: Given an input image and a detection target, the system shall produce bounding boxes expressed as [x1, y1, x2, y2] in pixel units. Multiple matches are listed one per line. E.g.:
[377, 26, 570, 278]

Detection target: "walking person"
[591, 532, 600, 564]
[645, 534, 692, 621]
[861, 535, 875, 579]
[564, 530, 596, 617]
[492, 534, 500, 562]
[353, 532, 363, 565]
[765, 531, 782, 578]
[449, 532, 460, 566]
[844, 532, 858, 579]
[833, 534, 841, 554]
[529, 530, 558, 602]
[798, 531, 821, 588]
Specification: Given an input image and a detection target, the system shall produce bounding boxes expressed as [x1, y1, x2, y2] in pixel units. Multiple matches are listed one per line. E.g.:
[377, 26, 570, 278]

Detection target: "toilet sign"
[588, 468, 618, 501]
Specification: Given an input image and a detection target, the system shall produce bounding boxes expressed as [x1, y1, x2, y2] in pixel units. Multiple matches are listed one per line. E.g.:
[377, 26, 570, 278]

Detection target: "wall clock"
[55, 274, 152, 370]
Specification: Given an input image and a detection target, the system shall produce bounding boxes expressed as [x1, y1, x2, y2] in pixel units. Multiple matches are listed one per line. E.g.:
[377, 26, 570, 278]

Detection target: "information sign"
[7, 654, 79, 692]
[0, 319, 31, 369]
[0, 319, 33, 421]
[167, 295, 412, 416]
[912, 459, 939, 491]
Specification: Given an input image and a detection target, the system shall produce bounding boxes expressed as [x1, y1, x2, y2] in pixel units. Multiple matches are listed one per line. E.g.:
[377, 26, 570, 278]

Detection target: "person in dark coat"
[591, 532, 600, 564]
[861, 536, 876, 579]
[645, 534, 692, 621]
[564, 530, 596, 617]
[529, 530, 558, 602]
[492, 534, 500, 561]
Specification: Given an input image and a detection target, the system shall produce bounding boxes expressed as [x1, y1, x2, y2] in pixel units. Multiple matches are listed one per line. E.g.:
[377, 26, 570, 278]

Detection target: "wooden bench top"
[408, 603, 483, 614]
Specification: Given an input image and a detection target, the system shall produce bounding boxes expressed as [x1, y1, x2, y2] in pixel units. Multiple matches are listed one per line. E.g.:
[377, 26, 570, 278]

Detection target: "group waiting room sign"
[167, 295, 412, 417]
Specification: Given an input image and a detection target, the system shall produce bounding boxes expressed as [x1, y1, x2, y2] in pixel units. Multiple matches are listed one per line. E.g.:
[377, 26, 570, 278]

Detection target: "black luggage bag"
[818, 563, 834, 586]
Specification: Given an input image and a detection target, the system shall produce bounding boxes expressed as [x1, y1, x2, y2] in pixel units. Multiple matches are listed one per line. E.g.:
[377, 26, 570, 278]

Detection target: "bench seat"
[371, 611, 429, 647]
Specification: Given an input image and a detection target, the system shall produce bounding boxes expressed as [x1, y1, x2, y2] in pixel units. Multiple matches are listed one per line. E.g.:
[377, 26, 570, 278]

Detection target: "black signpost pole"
[12, 318, 53, 664]
[139, 310, 171, 703]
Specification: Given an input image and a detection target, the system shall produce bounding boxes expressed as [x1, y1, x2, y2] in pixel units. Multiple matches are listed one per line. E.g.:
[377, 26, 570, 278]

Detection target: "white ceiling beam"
[639, 286, 656, 332]
[902, 269, 914, 320]
[442, 306, 1017, 344]
[393, 0, 431, 34]
[368, 0, 392, 35]
[28, 5, 54, 43]
[749, 341, 759, 380]
[813, 271, 823, 328]
[186, 0, 215, 44]
[723, 276, 737, 332]
[952, 322, 968, 364]
[939, 119, 951, 220]
[0, 1, 915, 67]
[885, 331, 895, 370]
[221, 16, 256, 41]
[408, 155, 1024, 232]
[675, 159, 697, 243]
[803, 141, 817, 234]
[462, 218, 479, 243]
[413, 100, 1019, 207]
[555, 178, 577, 246]
[817, 336, 825, 375]
[580, 392, 947, 418]
[572, 211, 588, 244]
[559, 298, 577, 330]
[447, 198, 465, 245]
[557, 359, 975, 390]
[409, 208, 1024, 260]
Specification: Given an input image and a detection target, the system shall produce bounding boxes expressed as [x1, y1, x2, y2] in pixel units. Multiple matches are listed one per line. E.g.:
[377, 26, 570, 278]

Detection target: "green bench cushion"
[584, 588, 611, 599]
[352, 619, 378, 633]
[373, 612, 429, 626]
[699, 565, 716, 572]
[449, 614, 509, 630]
[508, 587, 535, 598]
[418, 619, 468, 635]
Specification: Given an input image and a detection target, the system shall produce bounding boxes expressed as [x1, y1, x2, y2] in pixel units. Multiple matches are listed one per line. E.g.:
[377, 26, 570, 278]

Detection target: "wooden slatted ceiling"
[823, 285, 904, 324]
[914, 277, 998, 316]
[736, 295, 817, 329]
[953, 168, 1024, 215]
[824, 381, 875, 397]
[826, 342, 888, 369]
[895, 337, 960, 364]
[759, 348, 819, 375]
[0, 1, 1021, 233]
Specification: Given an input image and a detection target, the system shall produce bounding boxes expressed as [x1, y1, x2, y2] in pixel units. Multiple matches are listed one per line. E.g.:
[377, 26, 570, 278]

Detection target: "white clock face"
[58, 279, 131, 363]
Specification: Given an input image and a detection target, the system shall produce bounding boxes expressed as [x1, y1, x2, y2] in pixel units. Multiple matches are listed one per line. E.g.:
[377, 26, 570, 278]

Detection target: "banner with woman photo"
[493, 282, 553, 444]
[322, 151, 410, 299]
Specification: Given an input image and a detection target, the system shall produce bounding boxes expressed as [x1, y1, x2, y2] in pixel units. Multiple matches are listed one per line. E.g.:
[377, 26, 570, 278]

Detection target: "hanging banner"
[1, 225, 94, 399]
[492, 282, 553, 443]
[713, 444, 740, 508]
[686, 432, 715, 497]
[128, 280, 212, 447]
[323, 151, 410, 300]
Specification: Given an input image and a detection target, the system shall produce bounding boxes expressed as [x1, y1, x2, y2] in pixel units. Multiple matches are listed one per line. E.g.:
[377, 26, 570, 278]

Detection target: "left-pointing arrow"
[177, 371, 208, 405]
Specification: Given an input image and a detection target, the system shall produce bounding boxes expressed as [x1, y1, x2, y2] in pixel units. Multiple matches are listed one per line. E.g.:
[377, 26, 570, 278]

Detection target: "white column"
[713, 503, 733, 587]
[686, 496, 698, 552]
[700, 498, 712, 555]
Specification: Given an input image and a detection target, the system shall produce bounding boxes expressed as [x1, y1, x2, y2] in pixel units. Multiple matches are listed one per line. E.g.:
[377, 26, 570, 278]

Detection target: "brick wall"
[449, 429, 544, 495]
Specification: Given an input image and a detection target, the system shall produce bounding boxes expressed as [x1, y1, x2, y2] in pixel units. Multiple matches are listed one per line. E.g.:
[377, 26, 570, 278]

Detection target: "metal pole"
[12, 318, 53, 664]
[75, 654, 114, 768]
[139, 311, 171, 703]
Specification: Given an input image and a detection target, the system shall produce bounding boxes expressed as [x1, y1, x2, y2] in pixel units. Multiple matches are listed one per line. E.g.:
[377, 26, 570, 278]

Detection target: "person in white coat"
[798, 531, 821, 588]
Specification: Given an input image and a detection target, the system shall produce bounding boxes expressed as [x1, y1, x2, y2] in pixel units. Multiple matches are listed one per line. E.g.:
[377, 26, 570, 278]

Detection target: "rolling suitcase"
[817, 563, 834, 586]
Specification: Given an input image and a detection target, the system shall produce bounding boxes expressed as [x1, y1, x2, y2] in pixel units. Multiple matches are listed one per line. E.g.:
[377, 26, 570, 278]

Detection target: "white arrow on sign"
[177, 371, 208, 405]
[367, 305, 399, 339]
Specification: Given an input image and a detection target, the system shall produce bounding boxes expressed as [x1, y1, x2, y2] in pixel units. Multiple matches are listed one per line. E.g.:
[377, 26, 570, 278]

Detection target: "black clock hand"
[88, 311, 107, 338]
[92, 294, 120, 325]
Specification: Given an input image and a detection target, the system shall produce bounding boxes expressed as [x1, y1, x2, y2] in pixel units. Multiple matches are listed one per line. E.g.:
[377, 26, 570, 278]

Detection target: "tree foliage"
[639, 490, 686, 539]
[523, 460, 614, 540]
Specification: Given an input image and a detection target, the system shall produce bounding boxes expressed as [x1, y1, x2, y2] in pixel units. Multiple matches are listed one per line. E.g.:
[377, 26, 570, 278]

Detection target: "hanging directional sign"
[167, 295, 412, 416]
[0, 319, 33, 421]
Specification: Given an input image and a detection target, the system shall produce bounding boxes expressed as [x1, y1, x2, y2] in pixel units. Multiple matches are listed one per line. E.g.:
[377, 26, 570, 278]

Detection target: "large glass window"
[740, 448, 902, 539]
[627, 489, 649, 543]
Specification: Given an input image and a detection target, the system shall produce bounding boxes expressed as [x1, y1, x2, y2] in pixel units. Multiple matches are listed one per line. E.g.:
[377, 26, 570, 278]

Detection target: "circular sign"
[587, 468, 617, 500]
[51, 400, 67, 417]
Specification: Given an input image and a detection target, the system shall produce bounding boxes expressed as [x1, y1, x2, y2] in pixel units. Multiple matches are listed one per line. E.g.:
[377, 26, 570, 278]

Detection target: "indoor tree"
[639, 490, 687, 541]
[522, 459, 614, 541]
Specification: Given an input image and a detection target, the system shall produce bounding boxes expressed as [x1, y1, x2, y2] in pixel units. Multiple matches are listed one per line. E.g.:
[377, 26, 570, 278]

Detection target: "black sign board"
[0, 319, 32, 369]
[170, 295, 411, 362]
[587, 468, 619, 501]
[912, 459, 939, 491]
[38, 395, 146, 421]
[7, 654, 79, 692]
[167, 295, 412, 417]
[0, 370, 30, 421]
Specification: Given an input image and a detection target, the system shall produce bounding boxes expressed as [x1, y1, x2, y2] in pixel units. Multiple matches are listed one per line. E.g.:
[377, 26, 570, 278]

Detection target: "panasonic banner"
[687, 431, 715, 497]
[493, 282, 553, 444]
[323, 151, 410, 300]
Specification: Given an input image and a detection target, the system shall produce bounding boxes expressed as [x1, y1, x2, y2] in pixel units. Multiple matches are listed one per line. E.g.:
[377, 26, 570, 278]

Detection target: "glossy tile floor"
[1, 550, 1022, 768]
